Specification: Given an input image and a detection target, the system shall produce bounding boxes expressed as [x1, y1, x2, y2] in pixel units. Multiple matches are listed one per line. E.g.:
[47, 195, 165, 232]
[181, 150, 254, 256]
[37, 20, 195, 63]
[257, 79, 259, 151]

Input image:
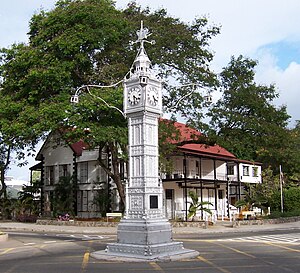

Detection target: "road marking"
[149, 262, 164, 271]
[0, 248, 14, 255]
[82, 235, 106, 240]
[24, 243, 36, 246]
[197, 256, 232, 273]
[81, 252, 90, 272]
[55, 234, 112, 241]
[179, 239, 257, 259]
[44, 241, 57, 244]
[264, 242, 300, 253]
[217, 233, 300, 244]
[211, 242, 256, 258]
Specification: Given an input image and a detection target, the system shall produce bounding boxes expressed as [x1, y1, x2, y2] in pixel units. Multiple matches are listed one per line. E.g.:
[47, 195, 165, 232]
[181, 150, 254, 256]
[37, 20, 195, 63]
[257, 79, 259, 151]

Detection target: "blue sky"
[1, 0, 300, 180]
[259, 42, 300, 70]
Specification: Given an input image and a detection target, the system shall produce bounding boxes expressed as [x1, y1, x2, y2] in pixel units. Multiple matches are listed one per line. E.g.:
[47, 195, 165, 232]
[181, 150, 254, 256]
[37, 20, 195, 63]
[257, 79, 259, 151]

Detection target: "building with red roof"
[159, 121, 261, 220]
[32, 122, 262, 221]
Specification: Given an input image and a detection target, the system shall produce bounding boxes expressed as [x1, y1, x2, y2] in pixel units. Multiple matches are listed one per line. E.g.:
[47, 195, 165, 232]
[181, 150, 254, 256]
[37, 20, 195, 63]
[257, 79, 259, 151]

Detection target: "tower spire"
[130, 21, 155, 77]
[133, 20, 154, 51]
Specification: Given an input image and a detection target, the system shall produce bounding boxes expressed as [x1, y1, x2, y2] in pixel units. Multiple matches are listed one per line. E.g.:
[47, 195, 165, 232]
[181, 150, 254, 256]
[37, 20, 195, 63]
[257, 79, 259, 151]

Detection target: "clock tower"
[94, 22, 198, 261]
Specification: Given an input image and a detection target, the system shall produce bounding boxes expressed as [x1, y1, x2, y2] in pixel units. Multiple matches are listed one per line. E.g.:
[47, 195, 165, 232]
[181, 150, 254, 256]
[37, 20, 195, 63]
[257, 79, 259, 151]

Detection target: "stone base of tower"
[91, 218, 199, 262]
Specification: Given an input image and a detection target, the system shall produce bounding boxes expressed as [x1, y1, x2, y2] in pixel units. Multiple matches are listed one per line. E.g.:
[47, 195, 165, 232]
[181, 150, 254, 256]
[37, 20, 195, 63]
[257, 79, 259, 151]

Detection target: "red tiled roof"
[172, 121, 202, 143]
[169, 121, 236, 159]
[178, 143, 236, 158]
[70, 141, 88, 156]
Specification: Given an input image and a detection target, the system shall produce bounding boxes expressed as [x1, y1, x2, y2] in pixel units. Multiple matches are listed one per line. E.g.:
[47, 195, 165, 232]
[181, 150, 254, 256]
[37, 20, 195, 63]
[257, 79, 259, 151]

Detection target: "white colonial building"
[31, 120, 261, 221]
[160, 121, 261, 221]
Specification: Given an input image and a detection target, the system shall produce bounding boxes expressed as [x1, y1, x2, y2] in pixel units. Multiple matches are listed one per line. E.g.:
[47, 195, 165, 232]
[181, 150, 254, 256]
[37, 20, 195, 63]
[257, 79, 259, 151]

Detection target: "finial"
[130, 20, 155, 50]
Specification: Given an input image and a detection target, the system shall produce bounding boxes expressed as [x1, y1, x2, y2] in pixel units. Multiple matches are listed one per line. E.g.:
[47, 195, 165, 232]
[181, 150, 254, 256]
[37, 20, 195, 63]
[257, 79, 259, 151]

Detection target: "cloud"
[255, 48, 300, 125]
[1, 0, 299, 125]
[0, 0, 56, 47]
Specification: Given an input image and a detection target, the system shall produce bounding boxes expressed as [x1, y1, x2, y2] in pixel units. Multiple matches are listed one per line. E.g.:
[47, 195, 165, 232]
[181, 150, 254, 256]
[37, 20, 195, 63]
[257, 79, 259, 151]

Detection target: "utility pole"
[280, 165, 284, 213]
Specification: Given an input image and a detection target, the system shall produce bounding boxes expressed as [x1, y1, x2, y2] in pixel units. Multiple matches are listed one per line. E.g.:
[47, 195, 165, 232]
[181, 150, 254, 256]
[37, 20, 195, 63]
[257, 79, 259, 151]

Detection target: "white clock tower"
[94, 22, 198, 261]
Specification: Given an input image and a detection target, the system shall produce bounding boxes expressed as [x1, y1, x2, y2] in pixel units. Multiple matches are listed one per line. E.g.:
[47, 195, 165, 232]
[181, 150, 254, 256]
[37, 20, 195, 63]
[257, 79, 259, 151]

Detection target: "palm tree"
[235, 190, 268, 214]
[17, 183, 40, 216]
[188, 191, 213, 221]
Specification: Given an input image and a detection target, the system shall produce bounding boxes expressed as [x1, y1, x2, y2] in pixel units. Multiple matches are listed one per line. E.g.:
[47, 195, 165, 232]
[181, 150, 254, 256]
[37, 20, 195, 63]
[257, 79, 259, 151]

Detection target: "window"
[77, 190, 96, 212]
[229, 186, 236, 195]
[77, 190, 88, 212]
[208, 189, 214, 206]
[196, 161, 200, 176]
[227, 164, 234, 175]
[165, 189, 174, 200]
[218, 190, 224, 199]
[252, 167, 258, 177]
[78, 162, 88, 184]
[59, 164, 70, 178]
[45, 166, 55, 185]
[243, 165, 250, 176]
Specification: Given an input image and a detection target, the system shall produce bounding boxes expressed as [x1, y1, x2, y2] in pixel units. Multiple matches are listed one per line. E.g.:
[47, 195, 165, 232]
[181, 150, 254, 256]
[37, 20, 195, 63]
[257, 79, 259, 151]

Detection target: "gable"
[36, 132, 74, 165]
[36, 131, 87, 161]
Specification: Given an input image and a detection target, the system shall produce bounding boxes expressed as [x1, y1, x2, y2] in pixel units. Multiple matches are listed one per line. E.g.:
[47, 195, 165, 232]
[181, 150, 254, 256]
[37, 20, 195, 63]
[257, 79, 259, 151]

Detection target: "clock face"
[148, 87, 159, 106]
[128, 87, 141, 105]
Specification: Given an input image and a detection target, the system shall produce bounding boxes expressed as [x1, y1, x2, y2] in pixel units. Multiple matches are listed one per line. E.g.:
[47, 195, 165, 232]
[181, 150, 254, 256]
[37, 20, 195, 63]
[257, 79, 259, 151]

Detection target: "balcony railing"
[161, 170, 239, 182]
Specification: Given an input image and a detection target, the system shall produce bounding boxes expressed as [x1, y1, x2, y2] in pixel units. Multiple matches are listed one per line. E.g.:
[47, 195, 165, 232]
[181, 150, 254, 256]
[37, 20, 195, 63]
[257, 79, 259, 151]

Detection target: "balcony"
[161, 170, 238, 182]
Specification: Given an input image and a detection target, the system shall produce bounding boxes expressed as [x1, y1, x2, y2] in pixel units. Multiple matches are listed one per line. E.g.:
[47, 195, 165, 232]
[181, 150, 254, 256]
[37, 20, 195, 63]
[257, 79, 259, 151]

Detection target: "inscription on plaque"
[149, 195, 158, 209]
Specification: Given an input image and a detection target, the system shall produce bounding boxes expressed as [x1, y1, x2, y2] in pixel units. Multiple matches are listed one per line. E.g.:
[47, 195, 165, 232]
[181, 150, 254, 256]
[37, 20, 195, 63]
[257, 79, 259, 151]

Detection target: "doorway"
[165, 189, 175, 219]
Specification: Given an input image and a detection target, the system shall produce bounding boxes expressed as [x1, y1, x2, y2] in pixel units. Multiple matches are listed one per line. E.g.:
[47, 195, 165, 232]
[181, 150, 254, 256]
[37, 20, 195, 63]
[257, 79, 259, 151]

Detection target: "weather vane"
[130, 20, 155, 49]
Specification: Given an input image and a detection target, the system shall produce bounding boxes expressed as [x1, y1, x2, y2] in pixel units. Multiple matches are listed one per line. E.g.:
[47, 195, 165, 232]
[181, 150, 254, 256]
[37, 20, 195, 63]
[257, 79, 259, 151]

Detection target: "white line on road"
[23, 243, 36, 246]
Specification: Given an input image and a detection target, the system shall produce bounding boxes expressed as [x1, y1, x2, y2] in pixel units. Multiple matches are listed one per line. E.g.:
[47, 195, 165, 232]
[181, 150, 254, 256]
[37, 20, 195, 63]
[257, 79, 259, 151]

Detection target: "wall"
[239, 163, 261, 184]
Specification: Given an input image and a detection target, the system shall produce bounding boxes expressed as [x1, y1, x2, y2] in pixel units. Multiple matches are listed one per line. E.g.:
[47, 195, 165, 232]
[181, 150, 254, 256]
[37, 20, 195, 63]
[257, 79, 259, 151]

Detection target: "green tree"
[269, 187, 300, 213]
[208, 56, 291, 169]
[260, 167, 280, 200]
[17, 181, 41, 216]
[0, 143, 11, 200]
[0, 0, 220, 208]
[235, 185, 268, 213]
[51, 176, 77, 217]
[92, 182, 109, 217]
[282, 121, 300, 178]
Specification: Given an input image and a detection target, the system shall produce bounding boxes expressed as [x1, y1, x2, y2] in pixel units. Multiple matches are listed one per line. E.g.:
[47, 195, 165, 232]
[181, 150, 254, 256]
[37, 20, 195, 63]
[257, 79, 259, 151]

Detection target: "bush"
[283, 187, 300, 211]
[15, 214, 38, 223]
[269, 187, 300, 212]
[266, 209, 300, 219]
[51, 176, 77, 217]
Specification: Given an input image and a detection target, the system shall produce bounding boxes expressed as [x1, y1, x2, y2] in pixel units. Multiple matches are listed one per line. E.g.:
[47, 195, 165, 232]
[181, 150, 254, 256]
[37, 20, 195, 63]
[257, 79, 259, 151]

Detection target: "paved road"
[1, 229, 300, 273]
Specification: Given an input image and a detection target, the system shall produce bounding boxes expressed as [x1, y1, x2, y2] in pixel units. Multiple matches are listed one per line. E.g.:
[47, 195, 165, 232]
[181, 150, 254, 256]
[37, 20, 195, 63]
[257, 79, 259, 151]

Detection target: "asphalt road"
[1, 230, 300, 273]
